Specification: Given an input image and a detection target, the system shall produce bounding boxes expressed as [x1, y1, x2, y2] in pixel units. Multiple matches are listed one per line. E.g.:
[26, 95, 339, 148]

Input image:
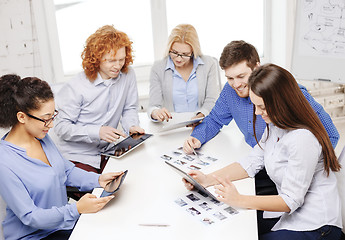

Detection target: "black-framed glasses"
[169, 51, 194, 60]
[26, 110, 59, 127]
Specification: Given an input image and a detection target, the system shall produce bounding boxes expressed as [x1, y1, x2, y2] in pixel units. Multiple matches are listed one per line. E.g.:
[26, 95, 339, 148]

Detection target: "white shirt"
[238, 124, 342, 231]
[54, 68, 140, 168]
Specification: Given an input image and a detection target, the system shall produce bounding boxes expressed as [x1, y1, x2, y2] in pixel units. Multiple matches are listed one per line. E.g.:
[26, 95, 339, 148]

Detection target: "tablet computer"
[100, 170, 128, 197]
[102, 133, 153, 159]
[165, 161, 218, 201]
[159, 117, 204, 132]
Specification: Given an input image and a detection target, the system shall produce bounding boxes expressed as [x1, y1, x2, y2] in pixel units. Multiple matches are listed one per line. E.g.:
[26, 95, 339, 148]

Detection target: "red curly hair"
[81, 25, 134, 81]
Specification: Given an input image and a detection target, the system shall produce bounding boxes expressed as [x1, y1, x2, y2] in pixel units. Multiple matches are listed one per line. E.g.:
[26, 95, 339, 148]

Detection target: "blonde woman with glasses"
[148, 24, 220, 122]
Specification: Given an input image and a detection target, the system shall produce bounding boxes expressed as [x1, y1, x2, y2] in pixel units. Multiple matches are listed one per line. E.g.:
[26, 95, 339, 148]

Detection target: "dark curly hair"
[0, 74, 54, 128]
[81, 25, 134, 81]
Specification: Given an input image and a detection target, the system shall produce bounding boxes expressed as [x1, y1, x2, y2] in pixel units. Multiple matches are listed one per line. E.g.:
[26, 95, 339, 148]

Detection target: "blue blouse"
[0, 134, 100, 240]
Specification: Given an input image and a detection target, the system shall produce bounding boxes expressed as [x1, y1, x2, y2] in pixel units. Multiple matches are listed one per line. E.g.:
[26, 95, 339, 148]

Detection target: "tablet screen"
[100, 170, 128, 197]
[165, 161, 218, 201]
[103, 133, 153, 158]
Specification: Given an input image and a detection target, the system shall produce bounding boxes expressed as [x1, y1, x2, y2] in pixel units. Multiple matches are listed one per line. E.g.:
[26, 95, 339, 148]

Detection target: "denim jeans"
[260, 225, 342, 240]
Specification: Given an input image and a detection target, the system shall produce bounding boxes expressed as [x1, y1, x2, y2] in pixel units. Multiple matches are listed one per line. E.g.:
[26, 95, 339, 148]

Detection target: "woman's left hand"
[99, 172, 124, 188]
[214, 176, 242, 207]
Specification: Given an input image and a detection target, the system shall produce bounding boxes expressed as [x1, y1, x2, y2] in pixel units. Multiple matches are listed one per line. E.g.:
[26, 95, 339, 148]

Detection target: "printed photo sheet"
[174, 190, 239, 226]
[160, 146, 219, 172]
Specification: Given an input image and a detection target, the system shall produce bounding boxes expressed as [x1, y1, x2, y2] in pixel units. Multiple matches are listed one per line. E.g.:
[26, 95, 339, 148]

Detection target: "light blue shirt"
[238, 125, 342, 231]
[0, 134, 100, 240]
[54, 68, 140, 168]
[167, 56, 203, 112]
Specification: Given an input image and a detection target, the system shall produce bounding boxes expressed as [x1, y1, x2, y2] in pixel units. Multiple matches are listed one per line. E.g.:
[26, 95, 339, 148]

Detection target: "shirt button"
[249, 120, 251, 123]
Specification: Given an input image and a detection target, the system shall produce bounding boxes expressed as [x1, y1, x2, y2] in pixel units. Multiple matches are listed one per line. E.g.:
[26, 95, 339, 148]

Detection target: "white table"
[69, 113, 257, 240]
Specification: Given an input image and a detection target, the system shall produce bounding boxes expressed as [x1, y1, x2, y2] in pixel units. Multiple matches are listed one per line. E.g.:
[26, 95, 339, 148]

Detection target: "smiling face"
[224, 60, 258, 98]
[249, 90, 271, 124]
[21, 99, 56, 139]
[99, 47, 126, 80]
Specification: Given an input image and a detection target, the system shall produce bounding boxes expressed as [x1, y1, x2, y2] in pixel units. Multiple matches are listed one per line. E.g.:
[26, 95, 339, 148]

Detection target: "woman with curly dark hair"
[0, 74, 121, 240]
[54, 25, 145, 175]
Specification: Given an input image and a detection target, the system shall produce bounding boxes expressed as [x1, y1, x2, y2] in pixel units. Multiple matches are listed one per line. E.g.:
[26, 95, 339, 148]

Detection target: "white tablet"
[102, 133, 153, 159]
[159, 117, 204, 132]
[165, 160, 218, 201]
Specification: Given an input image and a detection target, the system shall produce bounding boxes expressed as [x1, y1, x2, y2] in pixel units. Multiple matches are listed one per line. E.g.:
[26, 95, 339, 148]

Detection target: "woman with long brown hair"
[183, 64, 342, 239]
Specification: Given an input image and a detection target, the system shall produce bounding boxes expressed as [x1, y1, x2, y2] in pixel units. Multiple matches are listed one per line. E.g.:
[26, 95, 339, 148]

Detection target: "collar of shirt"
[93, 72, 123, 87]
[1, 135, 26, 154]
[268, 123, 290, 141]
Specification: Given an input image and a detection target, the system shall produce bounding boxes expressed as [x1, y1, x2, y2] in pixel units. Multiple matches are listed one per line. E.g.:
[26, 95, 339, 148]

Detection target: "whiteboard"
[291, 0, 345, 83]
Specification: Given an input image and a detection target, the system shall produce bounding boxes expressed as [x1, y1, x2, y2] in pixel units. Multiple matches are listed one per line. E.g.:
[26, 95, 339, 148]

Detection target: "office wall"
[0, 0, 295, 81]
[267, 0, 296, 70]
[0, 0, 43, 77]
[0, 0, 63, 82]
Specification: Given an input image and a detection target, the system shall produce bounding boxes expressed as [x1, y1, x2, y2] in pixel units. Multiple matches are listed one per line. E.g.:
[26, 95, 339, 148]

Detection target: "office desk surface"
[69, 113, 257, 240]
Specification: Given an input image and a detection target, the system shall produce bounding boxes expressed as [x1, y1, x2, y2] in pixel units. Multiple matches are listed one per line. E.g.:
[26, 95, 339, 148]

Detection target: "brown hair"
[248, 64, 340, 176]
[165, 24, 202, 58]
[219, 40, 259, 70]
[81, 25, 134, 81]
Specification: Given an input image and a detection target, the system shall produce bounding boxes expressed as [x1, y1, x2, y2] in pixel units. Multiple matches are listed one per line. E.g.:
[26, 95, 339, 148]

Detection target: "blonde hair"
[165, 24, 202, 58]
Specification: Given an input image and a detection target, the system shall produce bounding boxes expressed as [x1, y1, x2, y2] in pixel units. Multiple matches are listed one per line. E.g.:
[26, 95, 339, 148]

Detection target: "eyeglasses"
[26, 110, 59, 127]
[169, 51, 193, 60]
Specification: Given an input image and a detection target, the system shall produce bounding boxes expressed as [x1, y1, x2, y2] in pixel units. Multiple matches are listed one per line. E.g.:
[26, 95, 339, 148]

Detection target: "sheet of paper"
[174, 190, 239, 226]
[160, 146, 219, 173]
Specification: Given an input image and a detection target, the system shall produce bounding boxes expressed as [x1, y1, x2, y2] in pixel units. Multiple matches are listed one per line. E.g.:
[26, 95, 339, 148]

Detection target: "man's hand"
[183, 136, 201, 154]
[99, 126, 126, 143]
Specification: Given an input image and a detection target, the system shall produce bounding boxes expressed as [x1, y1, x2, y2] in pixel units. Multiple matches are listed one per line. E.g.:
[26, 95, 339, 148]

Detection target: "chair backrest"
[0, 195, 6, 240]
[212, 57, 223, 93]
[336, 145, 345, 233]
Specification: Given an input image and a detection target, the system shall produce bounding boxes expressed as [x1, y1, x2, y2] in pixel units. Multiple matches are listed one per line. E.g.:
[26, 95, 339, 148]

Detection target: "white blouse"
[238, 124, 342, 231]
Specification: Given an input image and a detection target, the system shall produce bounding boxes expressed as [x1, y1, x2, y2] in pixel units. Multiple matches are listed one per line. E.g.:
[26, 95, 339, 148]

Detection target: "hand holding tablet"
[165, 161, 218, 201]
[102, 133, 153, 158]
[101, 170, 128, 197]
[159, 117, 204, 132]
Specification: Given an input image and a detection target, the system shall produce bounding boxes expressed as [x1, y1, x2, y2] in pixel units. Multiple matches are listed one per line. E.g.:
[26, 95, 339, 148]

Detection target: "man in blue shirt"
[183, 40, 339, 195]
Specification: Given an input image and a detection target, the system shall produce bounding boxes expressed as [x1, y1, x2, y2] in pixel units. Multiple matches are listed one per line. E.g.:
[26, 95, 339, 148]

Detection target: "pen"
[191, 147, 207, 164]
[138, 223, 170, 227]
[315, 78, 331, 81]
[191, 147, 198, 157]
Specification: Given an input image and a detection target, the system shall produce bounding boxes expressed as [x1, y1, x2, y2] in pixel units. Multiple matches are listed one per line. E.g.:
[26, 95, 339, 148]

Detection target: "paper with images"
[161, 146, 239, 225]
[174, 189, 239, 226]
[160, 146, 219, 173]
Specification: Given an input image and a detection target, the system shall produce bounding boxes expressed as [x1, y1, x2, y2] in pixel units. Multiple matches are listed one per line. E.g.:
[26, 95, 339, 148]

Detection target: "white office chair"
[212, 57, 223, 93]
[336, 145, 345, 234]
[0, 195, 6, 240]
